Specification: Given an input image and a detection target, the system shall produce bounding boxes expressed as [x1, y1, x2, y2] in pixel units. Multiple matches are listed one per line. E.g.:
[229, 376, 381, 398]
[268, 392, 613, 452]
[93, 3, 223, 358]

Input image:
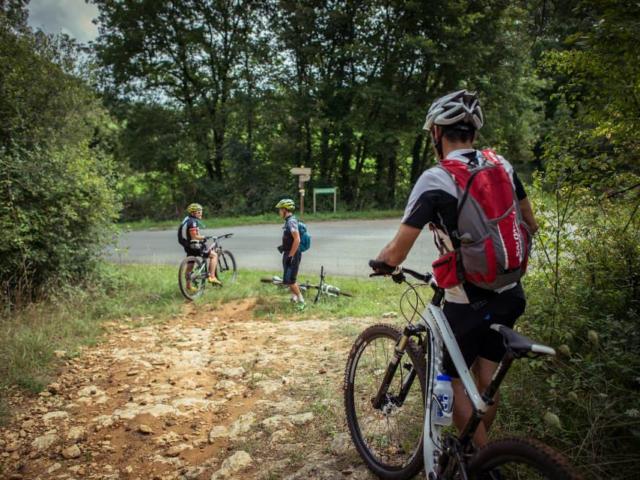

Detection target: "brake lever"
[391, 272, 406, 284]
[369, 272, 388, 278]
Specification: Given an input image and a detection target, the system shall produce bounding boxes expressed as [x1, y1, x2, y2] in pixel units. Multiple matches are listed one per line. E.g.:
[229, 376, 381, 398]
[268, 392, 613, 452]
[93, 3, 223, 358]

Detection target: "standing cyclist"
[275, 198, 305, 309]
[180, 203, 222, 289]
[372, 90, 538, 448]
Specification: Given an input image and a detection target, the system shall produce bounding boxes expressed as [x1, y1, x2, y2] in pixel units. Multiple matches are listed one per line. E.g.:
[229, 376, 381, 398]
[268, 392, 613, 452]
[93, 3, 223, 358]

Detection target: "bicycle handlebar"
[204, 233, 234, 241]
[368, 259, 435, 285]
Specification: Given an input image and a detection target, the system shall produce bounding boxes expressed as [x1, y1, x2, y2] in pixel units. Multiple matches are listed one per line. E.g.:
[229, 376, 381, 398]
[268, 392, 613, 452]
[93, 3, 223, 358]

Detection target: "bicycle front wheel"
[344, 324, 426, 480]
[178, 256, 206, 301]
[216, 250, 237, 284]
[468, 437, 582, 480]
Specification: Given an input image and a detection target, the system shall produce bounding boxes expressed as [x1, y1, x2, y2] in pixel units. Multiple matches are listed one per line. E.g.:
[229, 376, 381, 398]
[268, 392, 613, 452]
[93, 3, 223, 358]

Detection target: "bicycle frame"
[419, 300, 488, 477]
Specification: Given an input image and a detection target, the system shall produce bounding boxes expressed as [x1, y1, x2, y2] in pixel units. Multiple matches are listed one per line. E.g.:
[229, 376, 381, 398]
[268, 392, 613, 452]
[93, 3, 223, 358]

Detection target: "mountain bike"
[260, 265, 353, 303]
[343, 260, 581, 480]
[178, 234, 237, 301]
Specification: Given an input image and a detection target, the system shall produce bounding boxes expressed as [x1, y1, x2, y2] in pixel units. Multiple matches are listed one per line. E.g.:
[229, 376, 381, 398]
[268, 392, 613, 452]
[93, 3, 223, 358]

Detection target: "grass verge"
[119, 209, 403, 231]
[0, 264, 185, 410]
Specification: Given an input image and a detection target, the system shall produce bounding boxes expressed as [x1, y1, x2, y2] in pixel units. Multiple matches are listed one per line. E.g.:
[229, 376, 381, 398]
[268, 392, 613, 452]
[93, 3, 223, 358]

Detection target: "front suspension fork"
[371, 325, 423, 410]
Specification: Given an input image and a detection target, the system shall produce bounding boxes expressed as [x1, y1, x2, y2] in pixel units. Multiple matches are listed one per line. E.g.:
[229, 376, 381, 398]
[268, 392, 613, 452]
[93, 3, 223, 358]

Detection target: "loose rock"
[229, 412, 256, 439]
[208, 426, 229, 443]
[165, 443, 188, 457]
[31, 433, 58, 452]
[61, 444, 81, 459]
[137, 424, 154, 434]
[210, 450, 252, 479]
[289, 412, 314, 426]
[67, 426, 86, 442]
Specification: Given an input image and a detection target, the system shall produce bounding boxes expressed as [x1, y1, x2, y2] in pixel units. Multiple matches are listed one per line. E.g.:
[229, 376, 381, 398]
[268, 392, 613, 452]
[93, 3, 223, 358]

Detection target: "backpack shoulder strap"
[481, 148, 502, 166]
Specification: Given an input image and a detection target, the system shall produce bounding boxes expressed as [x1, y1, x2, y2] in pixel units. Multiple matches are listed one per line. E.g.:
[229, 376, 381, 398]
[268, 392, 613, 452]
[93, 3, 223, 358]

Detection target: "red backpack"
[431, 149, 531, 290]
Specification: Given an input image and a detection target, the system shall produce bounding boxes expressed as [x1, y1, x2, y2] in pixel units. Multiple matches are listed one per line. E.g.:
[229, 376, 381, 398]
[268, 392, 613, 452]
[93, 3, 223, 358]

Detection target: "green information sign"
[314, 187, 337, 194]
[313, 187, 338, 213]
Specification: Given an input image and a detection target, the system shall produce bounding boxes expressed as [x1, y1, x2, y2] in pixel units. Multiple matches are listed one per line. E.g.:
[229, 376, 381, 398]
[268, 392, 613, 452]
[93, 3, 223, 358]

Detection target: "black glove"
[277, 245, 285, 253]
[368, 259, 395, 274]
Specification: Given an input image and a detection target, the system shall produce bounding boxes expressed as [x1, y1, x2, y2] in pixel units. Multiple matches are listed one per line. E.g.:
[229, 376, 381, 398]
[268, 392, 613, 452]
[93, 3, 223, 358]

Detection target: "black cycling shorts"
[282, 251, 302, 285]
[442, 283, 526, 377]
[184, 243, 211, 257]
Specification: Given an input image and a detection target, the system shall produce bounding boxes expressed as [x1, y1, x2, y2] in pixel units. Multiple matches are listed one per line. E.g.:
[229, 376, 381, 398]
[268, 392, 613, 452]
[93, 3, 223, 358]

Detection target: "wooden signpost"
[290, 167, 311, 216]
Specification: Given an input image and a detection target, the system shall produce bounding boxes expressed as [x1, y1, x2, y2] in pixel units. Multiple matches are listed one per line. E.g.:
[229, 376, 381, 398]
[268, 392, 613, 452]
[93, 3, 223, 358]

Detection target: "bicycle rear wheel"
[344, 324, 426, 480]
[178, 256, 206, 301]
[216, 250, 237, 284]
[468, 437, 582, 480]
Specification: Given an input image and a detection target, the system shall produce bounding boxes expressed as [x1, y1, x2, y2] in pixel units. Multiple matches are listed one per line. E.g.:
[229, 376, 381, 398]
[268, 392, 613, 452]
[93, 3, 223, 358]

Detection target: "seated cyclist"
[181, 203, 222, 288]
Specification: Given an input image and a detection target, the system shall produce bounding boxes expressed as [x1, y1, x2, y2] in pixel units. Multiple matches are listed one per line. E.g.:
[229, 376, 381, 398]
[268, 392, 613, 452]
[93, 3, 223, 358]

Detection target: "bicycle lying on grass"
[343, 260, 581, 480]
[260, 265, 353, 303]
[178, 234, 237, 301]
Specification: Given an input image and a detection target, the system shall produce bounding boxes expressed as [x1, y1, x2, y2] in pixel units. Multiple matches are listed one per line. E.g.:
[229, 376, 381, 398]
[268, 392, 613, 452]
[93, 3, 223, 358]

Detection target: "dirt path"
[0, 299, 379, 480]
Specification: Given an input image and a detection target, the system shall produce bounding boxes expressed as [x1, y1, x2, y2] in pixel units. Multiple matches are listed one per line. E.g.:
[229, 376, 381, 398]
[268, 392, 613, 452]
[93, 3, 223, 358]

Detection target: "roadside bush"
[0, 16, 119, 304]
[0, 145, 119, 304]
[497, 182, 640, 479]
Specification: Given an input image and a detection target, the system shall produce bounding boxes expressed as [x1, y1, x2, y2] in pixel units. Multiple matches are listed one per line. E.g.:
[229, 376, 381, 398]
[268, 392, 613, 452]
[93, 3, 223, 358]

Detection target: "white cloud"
[28, 0, 99, 43]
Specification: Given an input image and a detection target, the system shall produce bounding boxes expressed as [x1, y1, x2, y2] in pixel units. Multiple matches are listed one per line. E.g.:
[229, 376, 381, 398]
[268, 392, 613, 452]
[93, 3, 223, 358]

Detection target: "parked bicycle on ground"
[261, 265, 353, 303]
[343, 260, 581, 480]
[178, 234, 237, 301]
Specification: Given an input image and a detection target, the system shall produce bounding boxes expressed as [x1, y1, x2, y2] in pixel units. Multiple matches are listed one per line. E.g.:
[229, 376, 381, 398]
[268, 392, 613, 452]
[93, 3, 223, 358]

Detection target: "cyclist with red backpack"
[372, 90, 538, 448]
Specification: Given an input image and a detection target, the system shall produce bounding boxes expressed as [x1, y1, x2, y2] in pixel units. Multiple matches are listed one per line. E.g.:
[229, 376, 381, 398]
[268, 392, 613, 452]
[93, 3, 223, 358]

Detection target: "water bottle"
[432, 374, 454, 426]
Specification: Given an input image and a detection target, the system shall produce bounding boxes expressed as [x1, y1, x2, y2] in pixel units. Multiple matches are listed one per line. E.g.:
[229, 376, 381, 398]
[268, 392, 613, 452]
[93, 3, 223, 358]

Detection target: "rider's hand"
[368, 259, 395, 274]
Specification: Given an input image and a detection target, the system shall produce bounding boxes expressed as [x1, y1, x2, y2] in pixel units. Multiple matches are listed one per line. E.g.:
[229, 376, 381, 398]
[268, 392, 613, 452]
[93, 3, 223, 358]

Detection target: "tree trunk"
[410, 133, 425, 183]
[213, 127, 224, 180]
[320, 126, 330, 182]
[387, 142, 397, 206]
[339, 127, 353, 203]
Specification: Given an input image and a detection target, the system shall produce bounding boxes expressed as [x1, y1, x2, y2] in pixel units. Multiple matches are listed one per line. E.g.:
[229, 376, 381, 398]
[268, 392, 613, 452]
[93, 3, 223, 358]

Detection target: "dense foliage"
[2, 0, 638, 477]
[0, 3, 119, 303]
[94, 0, 543, 218]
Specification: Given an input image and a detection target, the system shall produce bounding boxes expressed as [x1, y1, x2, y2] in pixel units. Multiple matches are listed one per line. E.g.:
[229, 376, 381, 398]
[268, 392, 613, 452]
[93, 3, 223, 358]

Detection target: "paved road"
[108, 219, 439, 277]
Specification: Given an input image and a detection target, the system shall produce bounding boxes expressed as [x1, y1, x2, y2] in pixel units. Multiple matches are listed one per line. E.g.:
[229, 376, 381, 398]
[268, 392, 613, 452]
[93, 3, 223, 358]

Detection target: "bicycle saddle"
[491, 325, 556, 357]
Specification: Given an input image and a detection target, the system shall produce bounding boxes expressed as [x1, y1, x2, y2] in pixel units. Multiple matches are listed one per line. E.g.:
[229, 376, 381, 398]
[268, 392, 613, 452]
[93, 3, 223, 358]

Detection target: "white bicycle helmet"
[423, 89, 484, 131]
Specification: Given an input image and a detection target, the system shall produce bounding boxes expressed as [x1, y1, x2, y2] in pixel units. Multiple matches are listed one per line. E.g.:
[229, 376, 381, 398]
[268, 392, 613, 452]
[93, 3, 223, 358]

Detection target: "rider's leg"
[208, 251, 221, 283]
[185, 262, 194, 289]
[452, 379, 489, 447]
[283, 252, 303, 303]
[289, 283, 303, 302]
[472, 357, 500, 433]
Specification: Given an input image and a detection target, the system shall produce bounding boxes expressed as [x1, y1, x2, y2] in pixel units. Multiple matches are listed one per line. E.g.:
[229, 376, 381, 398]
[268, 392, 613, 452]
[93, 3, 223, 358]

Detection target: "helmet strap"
[431, 129, 444, 160]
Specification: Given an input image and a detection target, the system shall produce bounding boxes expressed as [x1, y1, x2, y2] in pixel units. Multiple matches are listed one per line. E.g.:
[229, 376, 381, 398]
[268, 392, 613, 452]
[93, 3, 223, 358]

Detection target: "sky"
[27, 0, 100, 43]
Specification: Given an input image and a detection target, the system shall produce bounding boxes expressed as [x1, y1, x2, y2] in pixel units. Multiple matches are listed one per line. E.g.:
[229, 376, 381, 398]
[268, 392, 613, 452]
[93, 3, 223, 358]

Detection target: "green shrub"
[496, 183, 640, 479]
[0, 17, 120, 303]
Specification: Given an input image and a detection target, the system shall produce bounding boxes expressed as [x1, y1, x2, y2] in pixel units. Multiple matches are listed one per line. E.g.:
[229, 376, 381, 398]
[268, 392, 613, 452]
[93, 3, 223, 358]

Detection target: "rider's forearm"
[376, 224, 422, 266]
[377, 241, 408, 267]
[289, 237, 300, 256]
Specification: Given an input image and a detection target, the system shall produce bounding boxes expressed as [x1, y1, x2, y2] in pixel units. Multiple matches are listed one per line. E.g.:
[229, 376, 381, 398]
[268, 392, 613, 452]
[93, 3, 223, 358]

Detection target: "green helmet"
[275, 198, 295, 211]
[187, 203, 203, 214]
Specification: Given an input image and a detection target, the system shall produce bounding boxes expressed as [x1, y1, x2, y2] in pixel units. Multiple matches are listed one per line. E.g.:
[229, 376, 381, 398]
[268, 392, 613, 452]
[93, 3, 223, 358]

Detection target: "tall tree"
[94, 0, 264, 180]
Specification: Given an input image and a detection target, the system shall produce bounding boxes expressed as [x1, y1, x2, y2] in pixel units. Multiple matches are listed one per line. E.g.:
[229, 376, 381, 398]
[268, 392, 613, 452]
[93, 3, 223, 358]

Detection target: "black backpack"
[177, 217, 190, 247]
